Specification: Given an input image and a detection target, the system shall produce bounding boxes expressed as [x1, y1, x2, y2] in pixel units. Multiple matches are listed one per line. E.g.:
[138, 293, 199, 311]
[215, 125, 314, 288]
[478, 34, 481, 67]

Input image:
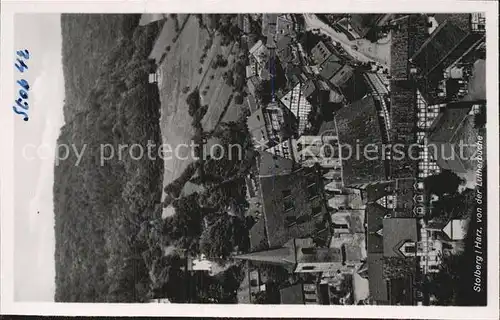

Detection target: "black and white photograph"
[1, 1, 498, 318]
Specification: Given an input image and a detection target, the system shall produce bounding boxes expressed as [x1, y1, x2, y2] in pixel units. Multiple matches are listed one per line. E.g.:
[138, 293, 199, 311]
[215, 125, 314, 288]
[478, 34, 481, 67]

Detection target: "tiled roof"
[366, 204, 389, 254]
[257, 150, 294, 177]
[258, 168, 325, 248]
[234, 243, 296, 268]
[389, 80, 418, 179]
[390, 15, 429, 80]
[382, 218, 418, 258]
[428, 103, 476, 173]
[367, 253, 389, 304]
[410, 14, 472, 77]
[319, 53, 343, 80]
[280, 284, 305, 304]
[335, 96, 386, 186]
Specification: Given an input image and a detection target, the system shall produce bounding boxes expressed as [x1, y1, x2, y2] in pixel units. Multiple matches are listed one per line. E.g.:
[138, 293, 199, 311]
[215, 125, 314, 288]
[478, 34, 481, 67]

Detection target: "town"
[138, 13, 487, 306]
[51, 12, 487, 306]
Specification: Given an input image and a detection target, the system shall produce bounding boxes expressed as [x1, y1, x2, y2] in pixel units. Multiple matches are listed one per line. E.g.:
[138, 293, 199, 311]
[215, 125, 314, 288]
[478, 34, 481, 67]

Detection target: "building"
[187, 254, 213, 273]
[246, 152, 330, 250]
[347, 14, 386, 39]
[322, 96, 387, 186]
[276, 15, 295, 42]
[329, 64, 354, 88]
[262, 13, 279, 48]
[364, 72, 389, 97]
[280, 82, 314, 136]
[441, 219, 469, 241]
[294, 135, 341, 169]
[264, 138, 294, 161]
[366, 218, 420, 305]
[427, 101, 482, 173]
[389, 79, 418, 179]
[249, 40, 271, 80]
[265, 134, 342, 169]
[234, 237, 363, 274]
[247, 102, 297, 150]
[311, 41, 335, 66]
[247, 75, 260, 97]
[280, 283, 322, 305]
[390, 15, 429, 81]
[319, 52, 344, 80]
[410, 14, 486, 79]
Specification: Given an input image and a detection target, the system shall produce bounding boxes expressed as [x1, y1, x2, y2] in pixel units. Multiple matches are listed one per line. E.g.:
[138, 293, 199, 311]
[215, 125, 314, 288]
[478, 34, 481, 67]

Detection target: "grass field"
[199, 39, 239, 132]
[158, 15, 210, 189]
[158, 15, 244, 197]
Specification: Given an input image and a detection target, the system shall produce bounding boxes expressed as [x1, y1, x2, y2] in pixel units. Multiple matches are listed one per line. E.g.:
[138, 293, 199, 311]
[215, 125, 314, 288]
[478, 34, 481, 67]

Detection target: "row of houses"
[238, 13, 485, 305]
[362, 12, 487, 305]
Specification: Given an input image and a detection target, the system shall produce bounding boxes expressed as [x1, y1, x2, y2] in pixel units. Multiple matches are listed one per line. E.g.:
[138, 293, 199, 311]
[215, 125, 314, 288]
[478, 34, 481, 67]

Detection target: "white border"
[1, 0, 498, 318]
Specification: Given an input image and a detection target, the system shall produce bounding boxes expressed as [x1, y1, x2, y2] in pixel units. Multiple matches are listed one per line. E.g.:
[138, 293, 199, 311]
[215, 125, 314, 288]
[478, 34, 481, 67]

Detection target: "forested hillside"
[54, 14, 164, 302]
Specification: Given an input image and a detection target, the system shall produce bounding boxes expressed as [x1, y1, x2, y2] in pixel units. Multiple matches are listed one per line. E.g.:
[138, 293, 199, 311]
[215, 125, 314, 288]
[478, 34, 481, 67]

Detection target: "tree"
[382, 256, 416, 279]
[200, 214, 245, 260]
[424, 253, 467, 305]
[424, 170, 465, 197]
[253, 290, 273, 304]
[255, 80, 273, 104]
[234, 93, 244, 105]
[186, 88, 201, 116]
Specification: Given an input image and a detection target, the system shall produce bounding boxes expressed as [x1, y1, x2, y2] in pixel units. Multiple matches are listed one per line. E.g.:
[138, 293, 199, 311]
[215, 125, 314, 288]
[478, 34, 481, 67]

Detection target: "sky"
[14, 14, 65, 301]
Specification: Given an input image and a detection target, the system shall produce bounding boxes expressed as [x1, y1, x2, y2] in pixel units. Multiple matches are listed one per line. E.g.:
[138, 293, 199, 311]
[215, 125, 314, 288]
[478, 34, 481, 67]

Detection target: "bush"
[234, 94, 244, 105]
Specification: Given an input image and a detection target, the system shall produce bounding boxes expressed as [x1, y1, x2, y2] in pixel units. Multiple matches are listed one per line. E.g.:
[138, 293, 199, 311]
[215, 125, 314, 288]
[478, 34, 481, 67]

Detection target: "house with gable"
[246, 151, 331, 251]
[234, 237, 363, 275]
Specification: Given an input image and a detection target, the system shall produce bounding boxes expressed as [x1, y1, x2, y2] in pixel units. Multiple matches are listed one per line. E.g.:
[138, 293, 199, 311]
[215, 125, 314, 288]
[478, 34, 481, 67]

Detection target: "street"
[303, 14, 390, 68]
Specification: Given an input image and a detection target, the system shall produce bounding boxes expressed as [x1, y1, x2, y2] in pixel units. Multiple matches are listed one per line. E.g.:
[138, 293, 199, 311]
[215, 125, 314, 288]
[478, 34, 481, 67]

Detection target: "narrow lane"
[303, 13, 388, 67]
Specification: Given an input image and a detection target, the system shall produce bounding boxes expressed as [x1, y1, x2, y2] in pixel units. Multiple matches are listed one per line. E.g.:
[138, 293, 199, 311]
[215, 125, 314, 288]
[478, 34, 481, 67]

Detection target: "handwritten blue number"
[15, 59, 28, 73]
[17, 49, 30, 59]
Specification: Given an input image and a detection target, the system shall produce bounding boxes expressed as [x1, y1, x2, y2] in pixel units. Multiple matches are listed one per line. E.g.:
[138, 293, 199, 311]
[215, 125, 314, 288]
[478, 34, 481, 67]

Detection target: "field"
[158, 15, 242, 193]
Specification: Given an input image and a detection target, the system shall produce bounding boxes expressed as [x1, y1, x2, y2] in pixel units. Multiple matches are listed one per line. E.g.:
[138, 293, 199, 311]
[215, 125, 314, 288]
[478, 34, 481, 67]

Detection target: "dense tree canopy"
[55, 14, 164, 302]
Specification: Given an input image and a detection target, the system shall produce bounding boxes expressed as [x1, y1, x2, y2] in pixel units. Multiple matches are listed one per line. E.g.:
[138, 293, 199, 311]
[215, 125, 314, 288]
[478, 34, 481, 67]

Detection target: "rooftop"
[349, 14, 385, 38]
[258, 168, 325, 248]
[332, 96, 387, 186]
[367, 253, 389, 304]
[280, 284, 305, 304]
[366, 203, 389, 254]
[319, 53, 344, 80]
[410, 14, 473, 77]
[390, 15, 429, 80]
[428, 102, 478, 173]
[382, 218, 418, 258]
[389, 80, 418, 178]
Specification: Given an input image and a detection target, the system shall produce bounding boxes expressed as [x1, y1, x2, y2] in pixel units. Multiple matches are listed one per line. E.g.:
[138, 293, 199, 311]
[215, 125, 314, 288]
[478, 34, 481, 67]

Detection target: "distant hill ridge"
[54, 14, 164, 302]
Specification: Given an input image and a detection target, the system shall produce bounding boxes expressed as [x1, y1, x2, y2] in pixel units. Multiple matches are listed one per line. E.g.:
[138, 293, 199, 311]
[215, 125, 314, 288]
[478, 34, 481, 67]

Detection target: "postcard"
[1, 0, 498, 318]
